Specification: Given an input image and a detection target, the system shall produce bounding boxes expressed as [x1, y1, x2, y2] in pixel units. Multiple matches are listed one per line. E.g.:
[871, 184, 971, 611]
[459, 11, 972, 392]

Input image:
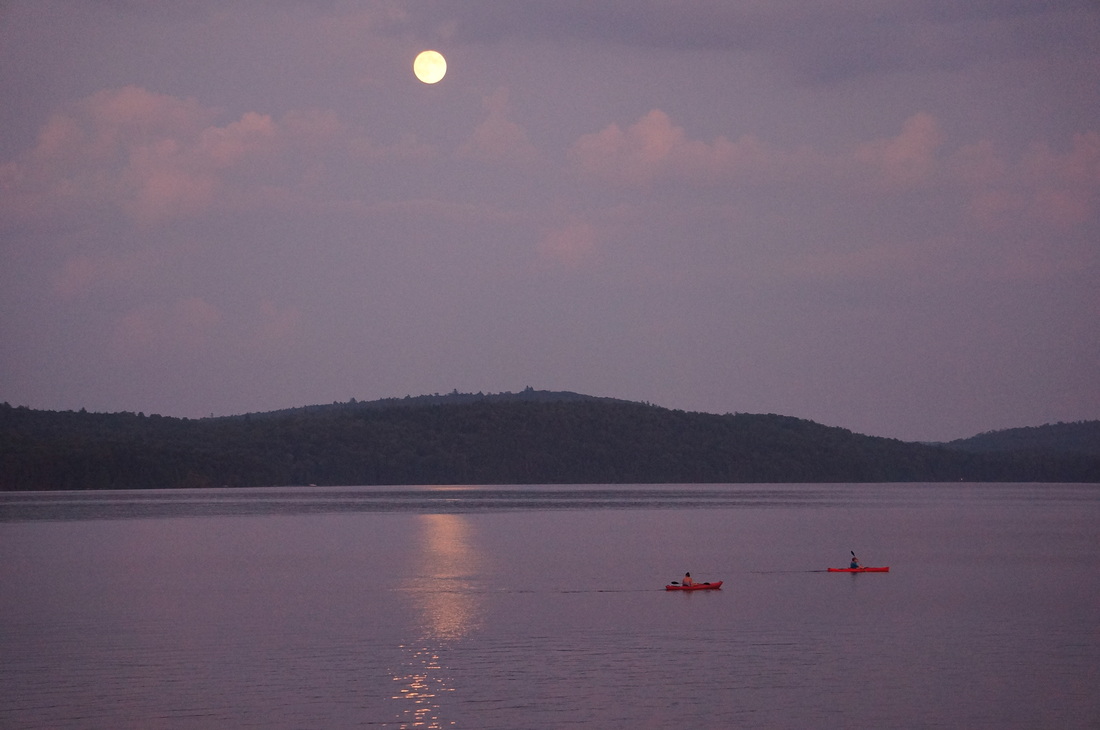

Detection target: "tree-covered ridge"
[944, 421, 1100, 457]
[240, 387, 626, 419]
[1, 393, 1097, 490]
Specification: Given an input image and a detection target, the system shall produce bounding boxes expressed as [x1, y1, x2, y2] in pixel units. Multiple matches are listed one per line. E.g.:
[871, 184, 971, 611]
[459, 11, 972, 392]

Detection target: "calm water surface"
[1, 484, 1097, 728]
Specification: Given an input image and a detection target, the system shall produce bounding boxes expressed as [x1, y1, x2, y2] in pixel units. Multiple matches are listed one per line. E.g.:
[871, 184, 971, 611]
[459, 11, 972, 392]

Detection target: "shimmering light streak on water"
[392, 645, 452, 729]
[390, 514, 484, 728]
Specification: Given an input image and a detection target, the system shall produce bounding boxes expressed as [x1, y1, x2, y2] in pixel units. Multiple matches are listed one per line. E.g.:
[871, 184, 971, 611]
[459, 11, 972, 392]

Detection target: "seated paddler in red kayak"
[666, 572, 722, 589]
[828, 551, 889, 572]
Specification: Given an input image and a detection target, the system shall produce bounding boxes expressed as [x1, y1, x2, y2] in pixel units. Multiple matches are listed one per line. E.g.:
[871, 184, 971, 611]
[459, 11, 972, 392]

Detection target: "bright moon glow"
[413, 50, 447, 84]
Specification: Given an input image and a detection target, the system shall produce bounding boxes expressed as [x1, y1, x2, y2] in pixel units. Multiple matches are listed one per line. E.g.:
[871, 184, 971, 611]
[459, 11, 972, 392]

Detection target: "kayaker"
[850, 554, 861, 569]
[682, 572, 694, 586]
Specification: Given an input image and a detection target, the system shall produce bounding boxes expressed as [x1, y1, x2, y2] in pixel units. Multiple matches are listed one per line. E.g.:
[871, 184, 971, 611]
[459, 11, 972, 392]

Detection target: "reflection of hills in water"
[406, 513, 484, 640]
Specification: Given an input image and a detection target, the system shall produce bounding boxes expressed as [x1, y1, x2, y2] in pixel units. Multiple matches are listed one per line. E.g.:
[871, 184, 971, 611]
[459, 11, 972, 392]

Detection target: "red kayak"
[666, 581, 722, 590]
[828, 567, 889, 573]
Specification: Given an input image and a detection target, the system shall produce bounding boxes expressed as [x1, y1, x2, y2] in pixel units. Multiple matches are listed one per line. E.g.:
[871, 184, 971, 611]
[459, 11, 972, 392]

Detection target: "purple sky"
[2, 1, 1098, 442]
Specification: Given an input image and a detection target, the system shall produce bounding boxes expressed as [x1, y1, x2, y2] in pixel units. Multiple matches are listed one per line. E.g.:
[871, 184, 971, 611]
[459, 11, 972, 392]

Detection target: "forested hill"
[1, 392, 1098, 490]
[944, 421, 1100, 457]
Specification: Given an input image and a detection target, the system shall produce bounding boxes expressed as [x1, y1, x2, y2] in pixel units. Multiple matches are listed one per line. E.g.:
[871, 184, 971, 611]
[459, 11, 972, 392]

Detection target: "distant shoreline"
[2, 392, 1098, 491]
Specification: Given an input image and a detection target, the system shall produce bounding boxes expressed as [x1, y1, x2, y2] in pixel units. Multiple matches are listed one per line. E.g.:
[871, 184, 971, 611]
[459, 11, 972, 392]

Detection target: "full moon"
[413, 50, 447, 84]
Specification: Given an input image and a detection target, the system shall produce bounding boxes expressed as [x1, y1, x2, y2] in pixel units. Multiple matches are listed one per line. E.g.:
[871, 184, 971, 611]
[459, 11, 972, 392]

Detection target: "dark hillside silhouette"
[944, 421, 1100, 457]
[2, 391, 1097, 490]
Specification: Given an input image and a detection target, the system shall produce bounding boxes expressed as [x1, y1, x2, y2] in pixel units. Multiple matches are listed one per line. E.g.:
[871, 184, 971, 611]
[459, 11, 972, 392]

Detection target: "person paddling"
[849, 552, 861, 569]
[682, 572, 694, 586]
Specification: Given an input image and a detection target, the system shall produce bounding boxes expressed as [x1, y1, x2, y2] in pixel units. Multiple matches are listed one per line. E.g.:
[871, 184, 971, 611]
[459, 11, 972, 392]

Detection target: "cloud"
[569, 110, 684, 185]
[196, 112, 279, 167]
[111, 297, 223, 358]
[955, 131, 1100, 232]
[0, 85, 411, 225]
[1, 86, 231, 224]
[402, 1, 1097, 81]
[76, 84, 216, 157]
[1020, 132, 1100, 227]
[853, 112, 943, 187]
[537, 220, 598, 268]
[564, 105, 1099, 295]
[109, 296, 303, 360]
[571, 108, 1100, 235]
[1, 86, 211, 222]
[457, 87, 540, 165]
[571, 108, 947, 189]
[568, 109, 783, 186]
[53, 249, 166, 299]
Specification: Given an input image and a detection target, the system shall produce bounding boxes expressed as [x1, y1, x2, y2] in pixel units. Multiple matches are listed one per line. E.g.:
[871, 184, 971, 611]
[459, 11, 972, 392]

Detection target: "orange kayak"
[665, 581, 722, 590]
[827, 567, 889, 572]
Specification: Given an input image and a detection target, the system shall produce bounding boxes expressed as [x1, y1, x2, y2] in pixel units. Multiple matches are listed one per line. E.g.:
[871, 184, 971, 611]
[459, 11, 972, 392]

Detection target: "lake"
[1, 483, 1097, 728]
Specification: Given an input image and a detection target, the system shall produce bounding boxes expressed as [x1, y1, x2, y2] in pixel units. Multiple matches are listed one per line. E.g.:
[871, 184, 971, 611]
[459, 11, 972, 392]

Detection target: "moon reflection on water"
[391, 513, 484, 727]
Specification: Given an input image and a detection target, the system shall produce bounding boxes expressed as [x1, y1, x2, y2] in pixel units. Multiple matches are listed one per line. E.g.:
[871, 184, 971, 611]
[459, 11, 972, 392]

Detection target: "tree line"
[2, 395, 1098, 490]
